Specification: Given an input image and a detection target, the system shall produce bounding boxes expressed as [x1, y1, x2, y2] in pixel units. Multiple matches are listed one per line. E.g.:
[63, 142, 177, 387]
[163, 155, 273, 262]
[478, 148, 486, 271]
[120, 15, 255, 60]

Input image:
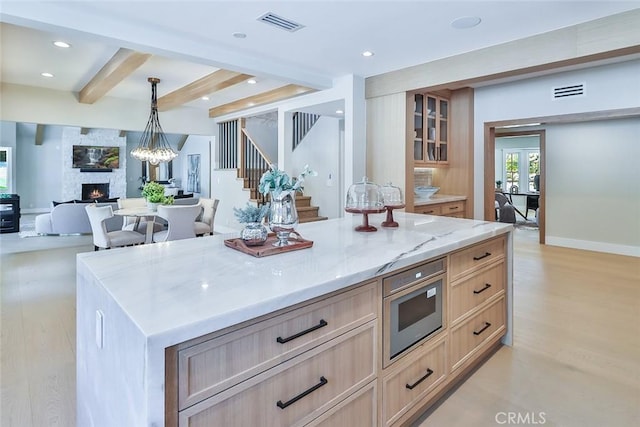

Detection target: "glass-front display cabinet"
[412, 93, 449, 166]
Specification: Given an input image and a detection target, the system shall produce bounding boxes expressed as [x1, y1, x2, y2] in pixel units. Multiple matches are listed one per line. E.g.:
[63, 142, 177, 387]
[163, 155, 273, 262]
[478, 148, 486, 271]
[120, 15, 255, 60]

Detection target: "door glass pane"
[427, 142, 436, 161]
[439, 120, 447, 143]
[506, 152, 519, 193]
[528, 152, 540, 191]
[414, 140, 423, 161]
[439, 100, 448, 120]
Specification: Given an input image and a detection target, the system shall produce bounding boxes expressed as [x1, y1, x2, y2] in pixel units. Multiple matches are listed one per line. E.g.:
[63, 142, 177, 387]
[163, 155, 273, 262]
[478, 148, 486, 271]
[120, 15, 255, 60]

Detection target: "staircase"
[219, 117, 327, 224]
[295, 195, 328, 224]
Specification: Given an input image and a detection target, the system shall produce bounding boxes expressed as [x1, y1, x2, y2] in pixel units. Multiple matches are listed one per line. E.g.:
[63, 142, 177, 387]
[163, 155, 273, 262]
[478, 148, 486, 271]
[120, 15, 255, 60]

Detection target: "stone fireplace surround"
[61, 128, 126, 201]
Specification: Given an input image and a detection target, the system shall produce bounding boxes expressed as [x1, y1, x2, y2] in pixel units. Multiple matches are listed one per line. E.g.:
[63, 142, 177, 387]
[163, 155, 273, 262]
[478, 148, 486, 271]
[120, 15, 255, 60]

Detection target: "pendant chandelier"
[131, 77, 178, 165]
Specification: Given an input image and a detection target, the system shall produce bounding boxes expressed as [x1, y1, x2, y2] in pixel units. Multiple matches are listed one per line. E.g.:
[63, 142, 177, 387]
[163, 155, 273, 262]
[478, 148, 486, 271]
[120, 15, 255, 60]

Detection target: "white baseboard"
[546, 236, 639, 257]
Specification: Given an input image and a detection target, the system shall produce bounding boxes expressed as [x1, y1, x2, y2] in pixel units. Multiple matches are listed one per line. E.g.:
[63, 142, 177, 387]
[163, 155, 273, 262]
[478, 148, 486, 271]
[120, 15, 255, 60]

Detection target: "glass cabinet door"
[413, 94, 425, 162]
[411, 93, 450, 166]
[426, 96, 437, 161]
[438, 99, 448, 163]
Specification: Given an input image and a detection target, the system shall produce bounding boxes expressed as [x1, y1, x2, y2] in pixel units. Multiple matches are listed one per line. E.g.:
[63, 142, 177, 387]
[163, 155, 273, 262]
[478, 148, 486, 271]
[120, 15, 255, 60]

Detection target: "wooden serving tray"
[224, 232, 313, 257]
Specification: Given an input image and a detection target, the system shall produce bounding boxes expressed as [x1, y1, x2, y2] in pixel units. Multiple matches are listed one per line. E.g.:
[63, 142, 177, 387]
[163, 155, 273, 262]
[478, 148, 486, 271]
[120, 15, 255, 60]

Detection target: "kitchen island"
[77, 212, 513, 426]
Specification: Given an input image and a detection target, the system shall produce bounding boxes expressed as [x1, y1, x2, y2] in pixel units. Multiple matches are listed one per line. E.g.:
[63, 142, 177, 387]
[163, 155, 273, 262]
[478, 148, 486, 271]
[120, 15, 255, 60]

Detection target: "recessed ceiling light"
[201, 96, 210, 101]
[232, 32, 247, 39]
[41, 72, 54, 78]
[336, 109, 344, 114]
[451, 16, 481, 29]
[53, 41, 71, 48]
[247, 79, 257, 84]
[248, 102, 255, 107]
[362, 51, 374, 57]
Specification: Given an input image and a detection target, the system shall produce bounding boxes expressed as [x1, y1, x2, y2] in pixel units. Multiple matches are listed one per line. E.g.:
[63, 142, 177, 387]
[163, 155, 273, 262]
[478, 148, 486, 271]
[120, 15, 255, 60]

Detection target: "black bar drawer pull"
[473, 322, 492, 336]
[473, 252, 491, 261]
[406, 368, 434, 390]
[473, 283, 492, 294]
[276, 376, 328, 409]
[276, 319, 328, 344]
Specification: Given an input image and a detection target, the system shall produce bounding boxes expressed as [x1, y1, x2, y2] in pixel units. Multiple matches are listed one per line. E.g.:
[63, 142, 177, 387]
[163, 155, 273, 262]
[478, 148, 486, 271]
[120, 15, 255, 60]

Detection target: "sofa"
[35, 200, 123, 235]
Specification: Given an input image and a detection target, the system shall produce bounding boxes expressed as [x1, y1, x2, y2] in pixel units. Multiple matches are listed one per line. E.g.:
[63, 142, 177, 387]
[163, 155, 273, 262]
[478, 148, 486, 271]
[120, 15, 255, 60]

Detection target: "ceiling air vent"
[552, 83, 585, 99]
[257, 12, 305, 32]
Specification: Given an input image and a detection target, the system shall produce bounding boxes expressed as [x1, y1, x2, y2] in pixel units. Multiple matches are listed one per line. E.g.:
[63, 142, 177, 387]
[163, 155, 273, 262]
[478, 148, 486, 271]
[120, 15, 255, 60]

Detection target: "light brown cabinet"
[167, 282, 378, 427]
[414, 199, 466, 218]
[412, 93, 450, 166]
[448, 236, 507, 373]
[166, 236, 508, 427]
[381, 337, 446, 426]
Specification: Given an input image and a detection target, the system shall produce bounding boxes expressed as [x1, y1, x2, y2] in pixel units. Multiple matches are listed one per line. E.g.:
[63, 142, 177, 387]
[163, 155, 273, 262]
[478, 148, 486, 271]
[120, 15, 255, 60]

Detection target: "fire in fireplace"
[82, 183, 109, 200]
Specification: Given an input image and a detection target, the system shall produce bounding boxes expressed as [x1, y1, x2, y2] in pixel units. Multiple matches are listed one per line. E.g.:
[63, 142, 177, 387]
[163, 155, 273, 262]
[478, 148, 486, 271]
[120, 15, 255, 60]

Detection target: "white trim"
[546, 236, 639, 257]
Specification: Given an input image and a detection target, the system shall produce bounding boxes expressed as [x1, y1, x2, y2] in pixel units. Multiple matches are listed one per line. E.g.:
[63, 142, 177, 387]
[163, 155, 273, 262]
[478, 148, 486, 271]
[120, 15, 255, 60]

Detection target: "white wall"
[245, 115, 278, 163]
[15, 123, 63, 211]
[475, 59, 640, 256]
[180, 135, 212, 198]
[544, 119, 640, 255]
[291, 116, 342, 219]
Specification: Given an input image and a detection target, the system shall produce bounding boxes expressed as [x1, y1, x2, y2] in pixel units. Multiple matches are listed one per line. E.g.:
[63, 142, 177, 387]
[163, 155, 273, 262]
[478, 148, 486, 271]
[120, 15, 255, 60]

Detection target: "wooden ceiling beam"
[158, 69, 253, 111]
[79, 48, 151, 104]
[208, 84, 315, 118]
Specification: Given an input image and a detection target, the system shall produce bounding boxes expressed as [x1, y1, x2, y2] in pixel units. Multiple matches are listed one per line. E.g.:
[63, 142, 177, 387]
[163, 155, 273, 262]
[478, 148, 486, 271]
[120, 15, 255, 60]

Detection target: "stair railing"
[240, 125, 271, 206]
[292, 112, 320, 151]
[217, 119, 238, 169]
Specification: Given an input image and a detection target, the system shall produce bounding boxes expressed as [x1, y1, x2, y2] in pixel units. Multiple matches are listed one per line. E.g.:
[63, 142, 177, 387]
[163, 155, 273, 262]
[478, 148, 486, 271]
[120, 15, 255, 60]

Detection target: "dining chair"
[152, 204, 201, 242]
[85, 204, 146, 251]
[194, 198, 220, 236]
[494, 192, 516, 223]
[117, 197, 164, 233]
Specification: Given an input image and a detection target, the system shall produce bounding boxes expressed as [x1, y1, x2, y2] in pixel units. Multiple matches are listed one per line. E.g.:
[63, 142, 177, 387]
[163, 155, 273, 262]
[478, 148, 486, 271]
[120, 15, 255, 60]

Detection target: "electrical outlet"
[95, 310, 104, 349]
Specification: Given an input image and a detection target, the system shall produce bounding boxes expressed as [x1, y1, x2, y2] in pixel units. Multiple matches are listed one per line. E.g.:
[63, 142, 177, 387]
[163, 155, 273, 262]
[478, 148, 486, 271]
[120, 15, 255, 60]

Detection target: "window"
[502, 149, 539, 193]
[0, 147, 12, 193]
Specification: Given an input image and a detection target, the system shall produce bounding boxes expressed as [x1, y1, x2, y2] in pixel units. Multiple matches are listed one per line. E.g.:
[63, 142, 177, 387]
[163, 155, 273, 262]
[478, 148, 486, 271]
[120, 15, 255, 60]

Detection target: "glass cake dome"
[345, 177, 384, 211]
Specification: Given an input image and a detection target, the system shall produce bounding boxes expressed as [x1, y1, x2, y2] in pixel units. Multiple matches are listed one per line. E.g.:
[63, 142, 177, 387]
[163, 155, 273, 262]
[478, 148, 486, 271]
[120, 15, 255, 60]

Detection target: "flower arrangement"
[258, 164, 317, 197]
[233, 203, 270, 224]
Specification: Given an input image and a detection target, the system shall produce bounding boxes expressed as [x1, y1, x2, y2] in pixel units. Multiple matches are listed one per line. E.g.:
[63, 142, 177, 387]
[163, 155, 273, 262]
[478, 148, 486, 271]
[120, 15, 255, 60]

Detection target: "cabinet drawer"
[450, 297, 505, 372]
[450, 262, 505, 324]
[306, 381, 376, 427]
[179, 323, 376, 427]
[449, 236, 506, 280]
[178, 282, 376, 409]
[415, 205, 442, 215]
[440, 201, 465, 216]
[382, 339, 446, 426]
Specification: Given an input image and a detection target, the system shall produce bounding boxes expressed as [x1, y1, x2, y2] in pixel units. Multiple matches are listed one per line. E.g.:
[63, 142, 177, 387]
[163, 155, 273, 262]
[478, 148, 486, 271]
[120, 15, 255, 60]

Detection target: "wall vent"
[257, 12, 305, 32]
[552, 83, 585, 99]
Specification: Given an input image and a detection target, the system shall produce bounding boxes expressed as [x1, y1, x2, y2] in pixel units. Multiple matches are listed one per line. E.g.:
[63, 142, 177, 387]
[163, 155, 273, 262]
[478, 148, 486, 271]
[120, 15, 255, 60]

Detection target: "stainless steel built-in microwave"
[383, 258, 445, 363]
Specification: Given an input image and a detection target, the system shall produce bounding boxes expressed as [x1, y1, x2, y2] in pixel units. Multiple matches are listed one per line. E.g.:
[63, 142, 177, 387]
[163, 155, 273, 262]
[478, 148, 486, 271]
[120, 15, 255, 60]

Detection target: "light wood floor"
[1, 226, 638, 426]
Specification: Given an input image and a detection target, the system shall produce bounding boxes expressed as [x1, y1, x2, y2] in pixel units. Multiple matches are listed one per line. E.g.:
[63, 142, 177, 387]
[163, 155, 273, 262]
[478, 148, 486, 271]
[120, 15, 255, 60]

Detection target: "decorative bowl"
[414, 186, 440, 199]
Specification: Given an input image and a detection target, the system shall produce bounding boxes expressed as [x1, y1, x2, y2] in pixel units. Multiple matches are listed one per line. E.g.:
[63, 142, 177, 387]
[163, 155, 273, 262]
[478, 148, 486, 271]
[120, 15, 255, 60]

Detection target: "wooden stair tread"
[299, 216, 328, 223]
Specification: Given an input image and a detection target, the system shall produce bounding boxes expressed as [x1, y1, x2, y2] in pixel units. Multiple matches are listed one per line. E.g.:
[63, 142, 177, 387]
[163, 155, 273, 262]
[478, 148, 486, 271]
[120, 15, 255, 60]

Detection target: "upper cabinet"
[411, 93, 450, 166]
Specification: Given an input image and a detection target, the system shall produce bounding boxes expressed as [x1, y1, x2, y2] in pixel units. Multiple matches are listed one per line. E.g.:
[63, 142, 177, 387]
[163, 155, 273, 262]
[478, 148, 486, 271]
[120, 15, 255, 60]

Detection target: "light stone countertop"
[413, 194, 467, 206]
[77, 212, 509, 349]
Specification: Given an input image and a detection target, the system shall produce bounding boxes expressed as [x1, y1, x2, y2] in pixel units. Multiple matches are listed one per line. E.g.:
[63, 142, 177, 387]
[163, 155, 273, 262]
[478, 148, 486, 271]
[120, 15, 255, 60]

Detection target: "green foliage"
[258, 164, 317, 197]
[141, 181, 166, 203]
[233, 203, 270, 224]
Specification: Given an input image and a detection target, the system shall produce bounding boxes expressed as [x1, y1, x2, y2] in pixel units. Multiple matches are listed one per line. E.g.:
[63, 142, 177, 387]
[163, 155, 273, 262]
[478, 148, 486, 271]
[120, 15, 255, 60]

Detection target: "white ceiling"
[1, 1, 639, 115]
